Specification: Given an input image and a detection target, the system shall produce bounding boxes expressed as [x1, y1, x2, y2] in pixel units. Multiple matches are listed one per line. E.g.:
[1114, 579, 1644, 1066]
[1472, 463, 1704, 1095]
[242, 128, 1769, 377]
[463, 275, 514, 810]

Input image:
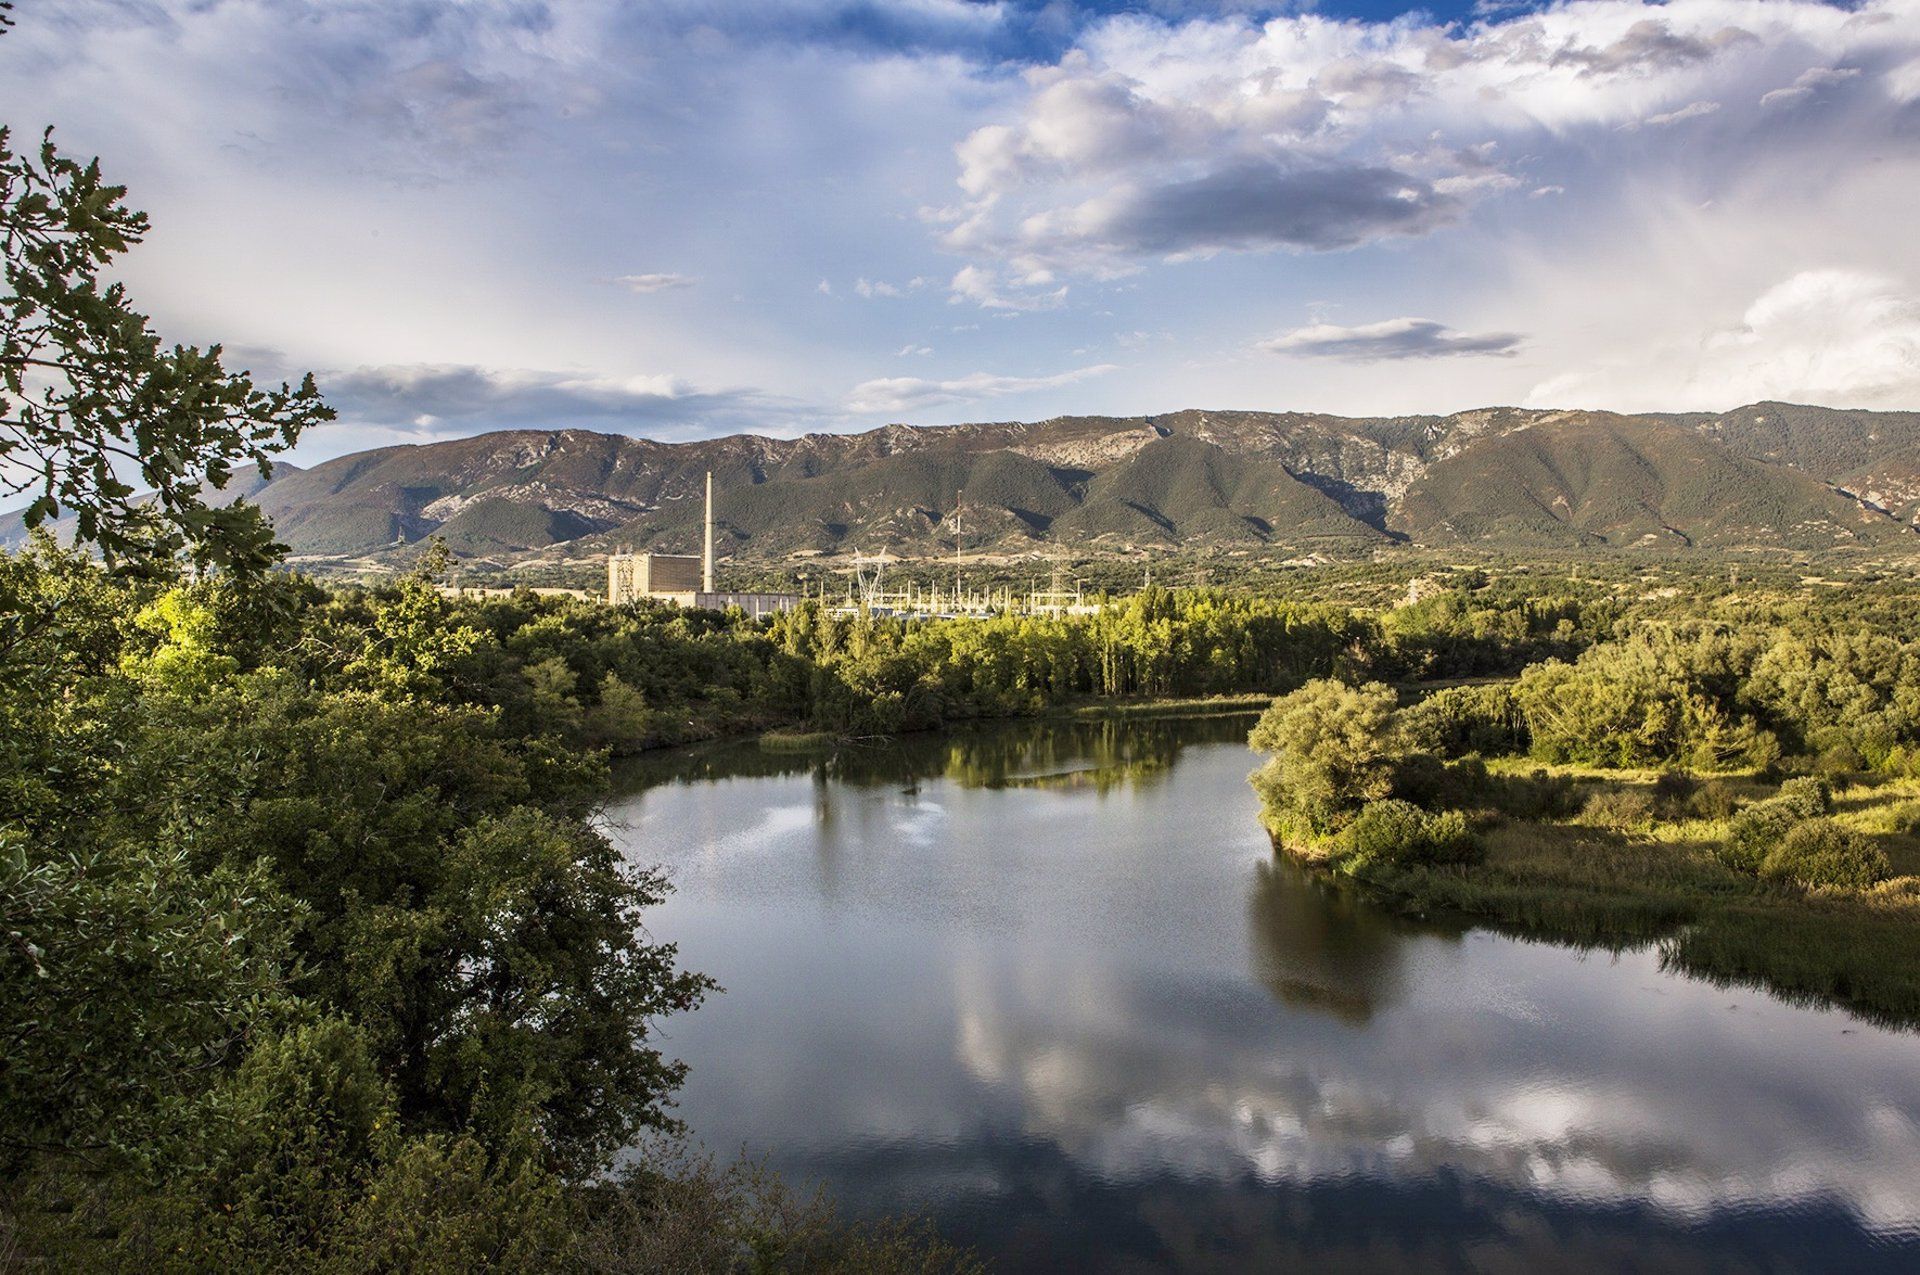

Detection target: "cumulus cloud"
[941, 0, 1920, 294]
[1262, 318, 1524, 362]
[615, 273, 698, 293]
[1528, 270, 1920, 411]
[846, 363, 1117, 415]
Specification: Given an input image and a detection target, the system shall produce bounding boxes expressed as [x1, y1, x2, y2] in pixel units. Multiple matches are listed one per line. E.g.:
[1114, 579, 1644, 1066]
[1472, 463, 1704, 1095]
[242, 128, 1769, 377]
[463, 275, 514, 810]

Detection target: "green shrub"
[1719, 800, 1801, 874]
[1816, 742, 1867, 777]
[1489, 767, 1580, 820]
[1398, 683, 1527, 756]
[1652, 767, 1697, 807]
[1776, 776, 1832, 819]
[1248, 679, 1399, 838]
[1689, 779, 1741, 821]
[1889, 800, 1920, 836]
[1332, 799, 1480, 872]
[1389, 753, 1492, 811]
[1760, 819, 1891, 891]
[1582, 787, 1657, 831]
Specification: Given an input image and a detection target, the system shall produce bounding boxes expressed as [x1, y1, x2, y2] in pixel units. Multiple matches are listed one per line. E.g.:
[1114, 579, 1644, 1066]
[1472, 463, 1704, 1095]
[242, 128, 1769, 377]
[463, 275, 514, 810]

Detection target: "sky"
[3, 0, 1919, 465]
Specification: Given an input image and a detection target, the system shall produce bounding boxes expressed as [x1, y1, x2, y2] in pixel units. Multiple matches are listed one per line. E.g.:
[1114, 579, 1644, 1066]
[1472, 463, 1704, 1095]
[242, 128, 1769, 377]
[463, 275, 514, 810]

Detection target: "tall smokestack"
[703, 470, 715, 593]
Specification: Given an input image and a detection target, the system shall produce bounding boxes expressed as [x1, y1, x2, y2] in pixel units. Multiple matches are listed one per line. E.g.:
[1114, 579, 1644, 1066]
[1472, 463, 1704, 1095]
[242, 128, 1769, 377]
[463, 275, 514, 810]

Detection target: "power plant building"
[607, 472, 799, 619]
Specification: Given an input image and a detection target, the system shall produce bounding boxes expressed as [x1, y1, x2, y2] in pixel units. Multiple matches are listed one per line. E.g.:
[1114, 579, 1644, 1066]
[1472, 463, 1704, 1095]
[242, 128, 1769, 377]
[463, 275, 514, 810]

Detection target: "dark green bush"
[1719, 800, 1801, 874]
[1688, 779, 1741, 821]
[1760, 819, 1891, 891]
[1582, 787, 1657, 830]
[1816, 742, 1867, 777]
[1776, 775, 1833, 819]
[1388, 753, 1491, 811]
[1398, 683, 1528, 756]
[1652, 767, 1697, 807]
[1488, 767, 1581, 820]
[1332, 799, 1480, 872]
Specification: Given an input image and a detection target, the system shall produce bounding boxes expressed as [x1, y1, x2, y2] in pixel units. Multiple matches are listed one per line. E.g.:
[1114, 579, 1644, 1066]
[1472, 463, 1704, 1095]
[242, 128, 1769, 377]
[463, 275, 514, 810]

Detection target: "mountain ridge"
[8, 402, 1919, 563]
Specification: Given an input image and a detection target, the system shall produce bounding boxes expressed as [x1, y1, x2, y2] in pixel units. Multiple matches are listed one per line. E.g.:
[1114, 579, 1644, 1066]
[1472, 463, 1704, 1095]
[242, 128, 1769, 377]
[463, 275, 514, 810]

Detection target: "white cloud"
[846, 363, 1118, 415]
[1528, 270, 1920, 411]
[896, 344, 934, 356]
[615, 273, 698, 293]
[1760, 65, 1861, 108]
[1622, 99, 1721, 129]
[1263, 318, 1524, 361]
[855, 276, 931, 299]
[949, 265, 1067, 312]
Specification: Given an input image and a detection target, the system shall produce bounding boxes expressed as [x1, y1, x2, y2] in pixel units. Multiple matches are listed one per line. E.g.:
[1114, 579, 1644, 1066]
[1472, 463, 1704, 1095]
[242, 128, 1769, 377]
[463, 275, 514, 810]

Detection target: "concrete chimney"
[702, 470, 715, 593]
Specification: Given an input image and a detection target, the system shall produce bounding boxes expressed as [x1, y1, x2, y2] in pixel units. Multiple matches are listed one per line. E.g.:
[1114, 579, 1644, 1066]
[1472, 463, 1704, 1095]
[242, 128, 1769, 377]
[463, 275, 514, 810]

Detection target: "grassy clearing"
[757, 728, 841, 751]
[1316, 768, 1920, 1029]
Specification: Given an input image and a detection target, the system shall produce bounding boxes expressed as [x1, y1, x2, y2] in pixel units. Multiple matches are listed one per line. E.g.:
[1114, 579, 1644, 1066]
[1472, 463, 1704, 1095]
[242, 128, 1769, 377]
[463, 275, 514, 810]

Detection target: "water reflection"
[1245, 856, 1459, 1024]
[607, 715, 1920, 1272]
[615, 712, 1250, 794]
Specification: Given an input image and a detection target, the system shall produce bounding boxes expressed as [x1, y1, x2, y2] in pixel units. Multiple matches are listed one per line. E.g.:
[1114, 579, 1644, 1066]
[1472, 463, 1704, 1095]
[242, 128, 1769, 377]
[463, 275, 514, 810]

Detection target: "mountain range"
[9, 402, 1920, 564]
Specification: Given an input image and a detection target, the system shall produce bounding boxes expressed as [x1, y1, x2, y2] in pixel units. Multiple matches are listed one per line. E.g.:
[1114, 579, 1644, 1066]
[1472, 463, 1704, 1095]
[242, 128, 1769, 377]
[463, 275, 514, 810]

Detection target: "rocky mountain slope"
[8, 403, 1918, 562]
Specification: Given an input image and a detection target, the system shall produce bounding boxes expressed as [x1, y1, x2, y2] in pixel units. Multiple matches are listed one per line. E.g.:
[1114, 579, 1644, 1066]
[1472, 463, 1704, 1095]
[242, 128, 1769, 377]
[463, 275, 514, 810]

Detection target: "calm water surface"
[605, 715, 1920, 1272]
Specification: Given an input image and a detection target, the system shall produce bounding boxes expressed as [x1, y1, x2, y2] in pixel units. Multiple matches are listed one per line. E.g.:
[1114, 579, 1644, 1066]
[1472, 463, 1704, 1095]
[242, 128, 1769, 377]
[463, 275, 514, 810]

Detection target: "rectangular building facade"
[608, 552, 799, 617]
[608, 552, 702, 605]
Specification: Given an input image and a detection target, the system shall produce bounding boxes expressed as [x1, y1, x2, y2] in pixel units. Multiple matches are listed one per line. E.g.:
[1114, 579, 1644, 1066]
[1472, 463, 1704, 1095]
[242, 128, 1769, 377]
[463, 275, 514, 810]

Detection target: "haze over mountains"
[11, 403, 1920, 564]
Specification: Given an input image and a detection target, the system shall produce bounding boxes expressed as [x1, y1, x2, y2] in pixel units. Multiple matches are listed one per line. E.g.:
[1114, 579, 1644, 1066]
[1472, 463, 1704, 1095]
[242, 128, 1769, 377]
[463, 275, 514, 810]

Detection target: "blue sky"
[2, 0, 1916, 464]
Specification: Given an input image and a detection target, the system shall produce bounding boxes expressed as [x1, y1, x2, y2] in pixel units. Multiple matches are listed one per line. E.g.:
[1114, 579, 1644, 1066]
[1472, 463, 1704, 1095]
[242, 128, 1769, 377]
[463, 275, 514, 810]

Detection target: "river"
[604, 713, 1920, 1272]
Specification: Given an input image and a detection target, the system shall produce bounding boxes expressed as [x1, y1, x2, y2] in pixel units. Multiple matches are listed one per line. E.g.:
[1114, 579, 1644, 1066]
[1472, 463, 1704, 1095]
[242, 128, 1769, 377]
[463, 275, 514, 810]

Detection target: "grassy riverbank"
[1249, 666, 1920, 1030]
[1047, 691, 1274, 720]
[1322, 768, 1920, 1027]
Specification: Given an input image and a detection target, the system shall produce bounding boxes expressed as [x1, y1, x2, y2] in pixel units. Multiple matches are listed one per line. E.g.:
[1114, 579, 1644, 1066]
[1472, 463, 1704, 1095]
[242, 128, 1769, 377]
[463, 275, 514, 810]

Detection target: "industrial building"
[607, 472, 800, 619]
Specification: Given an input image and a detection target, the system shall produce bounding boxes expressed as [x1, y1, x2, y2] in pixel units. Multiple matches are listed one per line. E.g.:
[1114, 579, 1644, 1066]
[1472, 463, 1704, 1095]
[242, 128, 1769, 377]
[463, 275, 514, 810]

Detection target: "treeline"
[1412, 616, 1920, 777]
[246, 569, 1597, 751]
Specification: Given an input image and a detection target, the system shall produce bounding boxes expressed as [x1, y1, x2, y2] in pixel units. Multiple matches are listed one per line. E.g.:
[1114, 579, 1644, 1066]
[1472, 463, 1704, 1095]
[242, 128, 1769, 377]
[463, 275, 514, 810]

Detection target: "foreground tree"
[1, 121, 330, 577]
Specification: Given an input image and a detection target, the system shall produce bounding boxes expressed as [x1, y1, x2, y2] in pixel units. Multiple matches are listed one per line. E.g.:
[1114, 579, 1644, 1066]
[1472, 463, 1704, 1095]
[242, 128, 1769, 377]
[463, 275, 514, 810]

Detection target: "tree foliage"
[1, 126, 330, 575]
[1248, 679, 1399, 841]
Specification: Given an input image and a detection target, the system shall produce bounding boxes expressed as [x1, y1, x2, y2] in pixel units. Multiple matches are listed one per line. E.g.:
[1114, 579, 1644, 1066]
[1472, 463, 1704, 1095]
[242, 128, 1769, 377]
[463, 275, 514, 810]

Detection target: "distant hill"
[1394, 414, 1904, 551]
[0, 461, 301, 549]
[8, 403, 1917, 563]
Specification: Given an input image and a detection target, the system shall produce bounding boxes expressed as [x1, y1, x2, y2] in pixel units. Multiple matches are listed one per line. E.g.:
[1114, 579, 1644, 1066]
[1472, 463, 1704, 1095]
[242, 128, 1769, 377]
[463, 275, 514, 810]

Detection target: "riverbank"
[1282, 766, 1920, 1028]
[746, 693, 1271, 753]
